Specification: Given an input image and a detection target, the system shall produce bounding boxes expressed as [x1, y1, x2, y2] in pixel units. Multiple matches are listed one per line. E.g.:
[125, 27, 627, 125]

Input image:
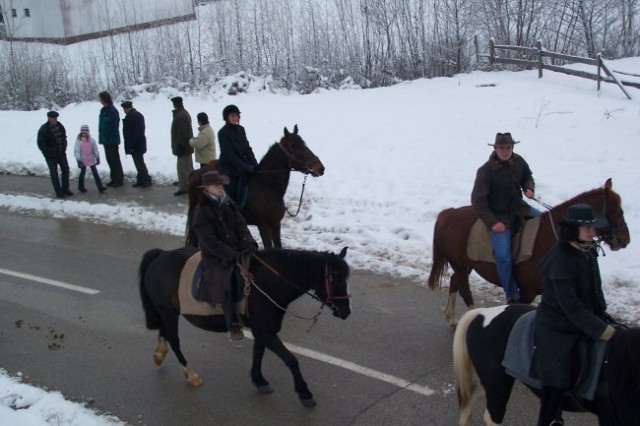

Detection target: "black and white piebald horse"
[453, 305, 640, 426]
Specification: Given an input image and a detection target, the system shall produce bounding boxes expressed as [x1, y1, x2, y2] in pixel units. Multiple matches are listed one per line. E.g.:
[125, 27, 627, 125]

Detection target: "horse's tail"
[139, 249, 164, 330]
[427, 208, 453, 289]
[453, 308, 484, 422]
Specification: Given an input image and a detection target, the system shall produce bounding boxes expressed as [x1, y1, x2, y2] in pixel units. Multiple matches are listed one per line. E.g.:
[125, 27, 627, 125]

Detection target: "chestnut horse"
[428, 178, 630, 327]
[186, 125, 324, 249]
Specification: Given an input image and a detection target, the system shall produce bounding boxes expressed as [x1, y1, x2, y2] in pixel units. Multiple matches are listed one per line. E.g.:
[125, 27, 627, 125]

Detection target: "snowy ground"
[1, 59, 640, 425]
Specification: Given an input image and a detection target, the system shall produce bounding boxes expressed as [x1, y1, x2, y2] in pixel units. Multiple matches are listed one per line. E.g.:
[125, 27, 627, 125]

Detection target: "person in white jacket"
[189, 112, 216, 168]
[74, 124, 106, 193]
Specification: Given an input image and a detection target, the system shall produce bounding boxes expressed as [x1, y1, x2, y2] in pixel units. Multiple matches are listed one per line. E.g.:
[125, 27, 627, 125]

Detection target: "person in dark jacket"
[533, 204, 618, 426]
[37, 110, 73, 198]
[217, 104, 258, 204]
[170, 96, 194, 196]
[121, 101, 151, 188]
[191, 171, 258, 340]
[98, 91, 124, 187]
[471, 132, 539, 303]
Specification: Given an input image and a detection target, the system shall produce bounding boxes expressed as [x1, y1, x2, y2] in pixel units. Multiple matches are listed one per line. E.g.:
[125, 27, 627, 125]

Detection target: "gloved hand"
[77, 161, 85, 168]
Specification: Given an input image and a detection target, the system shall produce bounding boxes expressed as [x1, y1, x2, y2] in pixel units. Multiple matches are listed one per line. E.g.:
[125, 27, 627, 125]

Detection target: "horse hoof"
[153, 353, 165, 366]
[300, 397, 317, 408]
[257, 385, 274, 395]
[188, 376, 204, 387]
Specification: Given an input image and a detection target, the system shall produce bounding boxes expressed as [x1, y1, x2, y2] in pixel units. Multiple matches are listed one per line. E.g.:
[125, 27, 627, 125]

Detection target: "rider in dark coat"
[191, 171, 258, 340]
[217, 104, 258, 203]
[533, 204, 617, 426]
[471, 132, 537, 302]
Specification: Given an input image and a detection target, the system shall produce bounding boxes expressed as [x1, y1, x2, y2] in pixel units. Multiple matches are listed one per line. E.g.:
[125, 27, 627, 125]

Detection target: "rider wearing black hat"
[217, 104, 258, 204]
[533, 203, 619, 426]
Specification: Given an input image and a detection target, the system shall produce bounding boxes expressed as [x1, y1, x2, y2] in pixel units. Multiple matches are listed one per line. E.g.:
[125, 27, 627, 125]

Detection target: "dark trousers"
[45, 155, 70, 196]
[537, 387, 564, 426]
[103, 144, 124, 185]
[131, 152, 151, 184]
[78, 165, 104, 190]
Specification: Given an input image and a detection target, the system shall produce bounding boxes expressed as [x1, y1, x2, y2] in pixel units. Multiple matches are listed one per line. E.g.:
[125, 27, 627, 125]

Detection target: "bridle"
[277, 137, 319, 176]
[599, 191, 629, 248]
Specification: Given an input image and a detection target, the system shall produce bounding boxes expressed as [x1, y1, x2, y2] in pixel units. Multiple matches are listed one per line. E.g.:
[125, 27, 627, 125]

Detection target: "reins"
[286, 174, 307, 217]
[531, 196, 560, 240]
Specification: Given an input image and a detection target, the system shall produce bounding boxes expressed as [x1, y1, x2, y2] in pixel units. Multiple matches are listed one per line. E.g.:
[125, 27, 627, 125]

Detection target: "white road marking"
[0, 268, 100, 295]
[244, 330, 434, 397]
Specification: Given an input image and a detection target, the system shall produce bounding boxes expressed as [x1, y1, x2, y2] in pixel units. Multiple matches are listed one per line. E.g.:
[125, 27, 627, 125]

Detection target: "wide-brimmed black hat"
[488, 132, 519, 146]
[47, 111, 59, 118]
[560, 203, 607, 228]
[171, 96, 183, 104]
[200, 171, 230, 186]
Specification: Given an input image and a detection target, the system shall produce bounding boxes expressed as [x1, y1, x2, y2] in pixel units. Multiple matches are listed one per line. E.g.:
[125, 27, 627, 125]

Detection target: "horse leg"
[157, 307, 204, 387]
[250, 339, 274, 394]
[446, 267, 474, 329]
[153, 336, 169, 366]
[259, 332, 315, 407]
[272, 223, 283, 249]
[257, 224, 273, 249]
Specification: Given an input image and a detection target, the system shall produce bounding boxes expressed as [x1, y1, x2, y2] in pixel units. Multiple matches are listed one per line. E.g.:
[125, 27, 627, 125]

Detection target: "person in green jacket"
[98, 91, 124, 187]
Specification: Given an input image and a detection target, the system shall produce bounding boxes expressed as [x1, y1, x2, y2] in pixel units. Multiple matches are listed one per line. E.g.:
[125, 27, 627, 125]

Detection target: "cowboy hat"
[200, 171, 230, 186]
[488, 132, 520, 146]
[560, 204, 607, 228]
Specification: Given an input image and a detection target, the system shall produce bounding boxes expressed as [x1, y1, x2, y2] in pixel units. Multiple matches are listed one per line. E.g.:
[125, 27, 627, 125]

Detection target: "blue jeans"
[78, 165, 104, 190]
[45, 155, 70, 196]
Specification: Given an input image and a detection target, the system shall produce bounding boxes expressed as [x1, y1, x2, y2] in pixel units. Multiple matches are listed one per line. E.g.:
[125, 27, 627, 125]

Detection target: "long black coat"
[217, 123, 258, 177]
[191, 192, 257, 305]
[533, 242, 614, 389]
[122, 108, 147, 155]
[471, 152, 535, 230]
[37, 122, 67, 159]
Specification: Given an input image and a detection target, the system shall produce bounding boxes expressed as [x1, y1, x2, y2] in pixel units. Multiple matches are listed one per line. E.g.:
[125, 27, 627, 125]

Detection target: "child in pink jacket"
[74, 124, 107, 193]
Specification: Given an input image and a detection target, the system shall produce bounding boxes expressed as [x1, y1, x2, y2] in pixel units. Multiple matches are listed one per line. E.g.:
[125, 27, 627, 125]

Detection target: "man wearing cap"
[121, 101, 152, 188]
[190, 171, 258, 340]
[471, 132, 538, 303]
[533, 203, 619, 426]
[37, 111, 73, 198]
[98, 91, 124, 187]
[170, 96, 194, 196]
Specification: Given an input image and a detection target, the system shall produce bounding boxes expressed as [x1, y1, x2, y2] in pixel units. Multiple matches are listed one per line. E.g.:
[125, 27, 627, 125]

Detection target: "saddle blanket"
[178, 252, 247, 317]
[501, 310, 607, 401]
[467, 216, 541, 264]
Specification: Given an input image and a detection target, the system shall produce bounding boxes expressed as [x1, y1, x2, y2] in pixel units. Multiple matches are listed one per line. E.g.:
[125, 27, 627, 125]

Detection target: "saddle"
[178, 252, 248, 316]
[501, 311, 607, 401]
[467, 216, 541, 264]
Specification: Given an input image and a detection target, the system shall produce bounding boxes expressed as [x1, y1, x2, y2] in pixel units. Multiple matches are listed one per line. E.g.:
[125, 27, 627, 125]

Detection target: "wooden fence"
[474, 36, 639, 100]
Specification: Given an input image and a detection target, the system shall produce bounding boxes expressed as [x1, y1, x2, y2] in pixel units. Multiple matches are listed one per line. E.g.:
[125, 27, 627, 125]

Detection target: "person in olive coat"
[170, 96, 194, 196]
[533, 204, 618, 426]
[98, 91, 124, 187]
[121, 101, 151, 188]
[217, 104, 258, 203]
[37, 110, 72, 198]
[471, 132, 538, 303]
[191, 171, 258, 340]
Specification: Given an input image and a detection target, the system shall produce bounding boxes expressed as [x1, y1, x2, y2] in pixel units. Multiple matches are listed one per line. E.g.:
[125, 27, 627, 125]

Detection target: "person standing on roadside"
[98, 91, 124, 187]
[170, 96, 194, 196]
[189, 112, 216, 168]
[121, 100, 152, 188]
[37, 110, 73, 199]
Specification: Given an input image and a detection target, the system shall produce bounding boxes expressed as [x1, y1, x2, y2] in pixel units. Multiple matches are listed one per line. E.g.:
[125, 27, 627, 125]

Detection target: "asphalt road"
[0, 175, 598, 425]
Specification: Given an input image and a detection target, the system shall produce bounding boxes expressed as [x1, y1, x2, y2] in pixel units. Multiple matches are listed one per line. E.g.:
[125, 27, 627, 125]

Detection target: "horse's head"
[278, 125, 325, 177]
[320, 247, 351, 320]
[598, 178, 630, 251]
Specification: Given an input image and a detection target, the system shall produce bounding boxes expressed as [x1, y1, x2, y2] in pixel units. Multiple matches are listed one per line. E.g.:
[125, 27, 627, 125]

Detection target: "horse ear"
[284, 127, 290, 137]
[293, 124, 298, 135]
[339, 247, 348, 259]
[604, 178, 612, 191]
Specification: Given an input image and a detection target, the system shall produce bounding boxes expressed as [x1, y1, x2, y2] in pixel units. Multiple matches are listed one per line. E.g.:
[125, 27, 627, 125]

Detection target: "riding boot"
[537, 387, 564, 426]
[223, 297, 244, 341]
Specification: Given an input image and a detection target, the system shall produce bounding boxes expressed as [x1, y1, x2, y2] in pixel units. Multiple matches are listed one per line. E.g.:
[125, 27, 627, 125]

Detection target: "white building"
[0, 0, 196, 44]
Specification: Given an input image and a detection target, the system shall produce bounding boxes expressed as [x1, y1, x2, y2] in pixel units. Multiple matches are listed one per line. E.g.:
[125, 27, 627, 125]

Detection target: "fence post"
[597, 53, 602, 92]
[536, 40, 543, 78]
[489, 38, 495, 66]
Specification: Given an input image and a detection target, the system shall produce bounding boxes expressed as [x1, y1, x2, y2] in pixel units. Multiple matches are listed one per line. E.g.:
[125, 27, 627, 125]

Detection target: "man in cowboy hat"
[190, 171, 258, 340]
[534, 203, 620, 426]
[471, 132, 539, 303]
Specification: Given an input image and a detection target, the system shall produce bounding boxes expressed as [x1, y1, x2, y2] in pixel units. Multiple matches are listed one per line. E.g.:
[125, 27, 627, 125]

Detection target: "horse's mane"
[554, 186, 606, 211]
[257, 248, 339, 285]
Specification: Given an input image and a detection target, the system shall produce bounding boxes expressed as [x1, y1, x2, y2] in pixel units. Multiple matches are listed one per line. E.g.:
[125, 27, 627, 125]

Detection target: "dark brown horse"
[428, 178, 630, 328]
[186, 125, 324, 249]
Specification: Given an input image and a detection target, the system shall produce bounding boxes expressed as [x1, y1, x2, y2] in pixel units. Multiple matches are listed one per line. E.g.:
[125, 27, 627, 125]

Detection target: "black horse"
[453, 305, 640, 425]
[139, 246, 350, 407]
[187, 125, 325, 249]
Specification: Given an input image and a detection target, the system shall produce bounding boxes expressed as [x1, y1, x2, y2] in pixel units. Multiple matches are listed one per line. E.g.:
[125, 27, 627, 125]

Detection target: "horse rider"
[217, 104, 258, 204]
[533, 204, 620, 426]
[471, 132, 539, 303]
[190, 171, 258, 341]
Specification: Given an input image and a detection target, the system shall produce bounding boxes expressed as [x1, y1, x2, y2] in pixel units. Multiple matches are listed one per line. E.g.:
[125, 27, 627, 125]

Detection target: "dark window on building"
[24, 8, 30, 17]
[11, 8, 17, 18]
